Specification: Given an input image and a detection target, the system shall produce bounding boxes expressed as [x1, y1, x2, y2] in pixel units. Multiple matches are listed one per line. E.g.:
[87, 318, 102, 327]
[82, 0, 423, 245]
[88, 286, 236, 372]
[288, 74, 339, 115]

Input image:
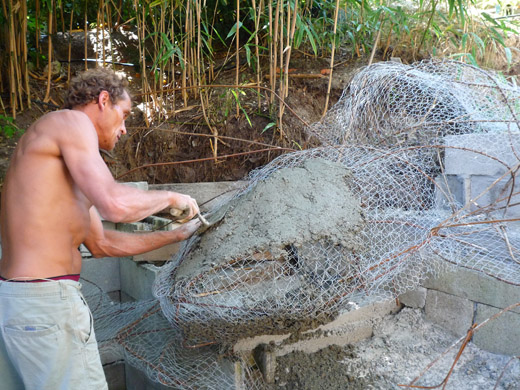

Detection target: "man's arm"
[83, 207, 201, 258]
[57, 110, 199, 223]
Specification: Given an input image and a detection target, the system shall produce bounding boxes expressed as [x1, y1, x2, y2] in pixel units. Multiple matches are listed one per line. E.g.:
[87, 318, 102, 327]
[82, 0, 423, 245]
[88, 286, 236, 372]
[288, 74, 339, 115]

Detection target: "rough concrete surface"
[272, 308, 520, 389]
[175, 157, 364, 280]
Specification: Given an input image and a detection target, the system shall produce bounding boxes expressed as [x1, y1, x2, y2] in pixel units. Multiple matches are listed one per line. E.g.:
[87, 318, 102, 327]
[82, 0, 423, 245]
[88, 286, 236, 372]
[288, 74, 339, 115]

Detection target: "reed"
[0, 0, 517, 129]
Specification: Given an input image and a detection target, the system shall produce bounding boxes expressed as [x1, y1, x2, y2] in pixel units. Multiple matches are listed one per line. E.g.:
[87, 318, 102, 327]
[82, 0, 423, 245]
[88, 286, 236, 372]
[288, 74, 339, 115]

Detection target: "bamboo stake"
[277, 0, 285, 135]
[36, 0, 40, 69]
[7, 0, 17, 117]
[68, 1, 74, 85]
[235, 0, 240, 118]
[182, 0, 189, 106]
[268, 0, 274, 105]
[321, 0, 341, 117]
[43, 0, 54, 103]
[252, 0, 264, 109]
[21, 0, 30, 108]
[84, 0, 88, 70]
[170, 3, 176, 115]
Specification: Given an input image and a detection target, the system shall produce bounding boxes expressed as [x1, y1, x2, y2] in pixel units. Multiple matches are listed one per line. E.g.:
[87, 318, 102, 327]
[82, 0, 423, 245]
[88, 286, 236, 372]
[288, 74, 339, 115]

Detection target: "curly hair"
[63, 67, 129, 109]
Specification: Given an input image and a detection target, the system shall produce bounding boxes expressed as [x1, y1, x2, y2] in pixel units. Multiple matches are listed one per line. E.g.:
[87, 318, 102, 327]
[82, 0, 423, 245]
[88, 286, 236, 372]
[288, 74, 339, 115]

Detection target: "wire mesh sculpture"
[87, 59, 520, 389]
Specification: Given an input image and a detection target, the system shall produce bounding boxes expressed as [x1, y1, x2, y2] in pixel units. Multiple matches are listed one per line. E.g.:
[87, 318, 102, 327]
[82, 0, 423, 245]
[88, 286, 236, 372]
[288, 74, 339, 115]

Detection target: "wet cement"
[171, 157, 365, 343]
[175, 157, 365, 280]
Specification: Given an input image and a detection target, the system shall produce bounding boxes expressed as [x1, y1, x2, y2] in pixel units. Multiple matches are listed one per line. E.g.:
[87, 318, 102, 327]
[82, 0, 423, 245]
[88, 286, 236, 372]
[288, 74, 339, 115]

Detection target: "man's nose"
[121, 122, 127, 135]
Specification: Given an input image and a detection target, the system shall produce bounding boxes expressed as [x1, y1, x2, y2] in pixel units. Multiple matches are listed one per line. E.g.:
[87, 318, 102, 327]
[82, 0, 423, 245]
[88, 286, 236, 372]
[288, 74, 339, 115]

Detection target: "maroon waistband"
[0, 274, 81, 283]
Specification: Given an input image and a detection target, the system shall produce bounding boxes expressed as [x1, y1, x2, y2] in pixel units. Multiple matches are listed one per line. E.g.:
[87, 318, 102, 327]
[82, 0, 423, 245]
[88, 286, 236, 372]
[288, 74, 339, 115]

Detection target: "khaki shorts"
[0, 280, 108, 390]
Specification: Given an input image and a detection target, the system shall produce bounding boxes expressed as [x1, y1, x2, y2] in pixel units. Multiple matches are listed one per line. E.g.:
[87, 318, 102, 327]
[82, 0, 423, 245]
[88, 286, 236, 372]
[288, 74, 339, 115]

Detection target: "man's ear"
[98, 90, 110, 110]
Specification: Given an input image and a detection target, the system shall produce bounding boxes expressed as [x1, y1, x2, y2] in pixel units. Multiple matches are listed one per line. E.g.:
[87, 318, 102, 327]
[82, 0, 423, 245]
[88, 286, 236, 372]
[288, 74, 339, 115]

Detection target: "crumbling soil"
[272, 308, 520, 390]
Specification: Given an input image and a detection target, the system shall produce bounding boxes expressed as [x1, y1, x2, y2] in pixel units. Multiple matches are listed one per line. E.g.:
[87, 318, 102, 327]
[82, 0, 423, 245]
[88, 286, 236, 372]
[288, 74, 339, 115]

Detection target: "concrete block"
[470, 175, 520, 219]
[318, 300, 400, 330]
[444, 133, 520, 176]
[121, 181, 149, 191]
[81, 257, 122, 293]
[425, 289, 474, 337]
[104, 362, 126, 390]
[425, 268, 520, 314]
[149, 181, 246, 212]
[120, 258, 161, 300]
[99, 340, 125, 365]
[399, 287, 427, 308]
[253, 344, 277, 383]
[434, 175, 466, 209]
[473, 303, 520, 356]
[133, 242, 181, 262]
[125, 364, 172, 390]
[126, 358, 236, 389]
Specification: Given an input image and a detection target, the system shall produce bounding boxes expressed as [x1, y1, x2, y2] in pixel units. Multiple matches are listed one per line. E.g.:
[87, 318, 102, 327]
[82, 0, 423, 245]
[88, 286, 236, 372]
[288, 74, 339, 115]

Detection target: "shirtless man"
[0, 67, 201, 389]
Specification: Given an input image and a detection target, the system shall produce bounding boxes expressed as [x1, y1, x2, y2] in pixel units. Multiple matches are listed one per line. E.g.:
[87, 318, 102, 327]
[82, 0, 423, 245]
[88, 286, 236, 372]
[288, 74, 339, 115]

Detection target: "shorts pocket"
[75, 295, 94, 345]
[4, 323, 60, 338]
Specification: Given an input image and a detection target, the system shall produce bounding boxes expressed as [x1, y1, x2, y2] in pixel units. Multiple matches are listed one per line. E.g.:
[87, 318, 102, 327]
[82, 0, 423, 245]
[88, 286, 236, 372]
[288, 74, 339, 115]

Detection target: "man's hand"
[170, 193, 200, 221]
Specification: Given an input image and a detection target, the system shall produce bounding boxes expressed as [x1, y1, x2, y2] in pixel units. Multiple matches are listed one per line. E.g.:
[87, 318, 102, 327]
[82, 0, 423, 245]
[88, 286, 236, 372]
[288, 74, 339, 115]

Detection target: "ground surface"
[273, 308, 520, 390]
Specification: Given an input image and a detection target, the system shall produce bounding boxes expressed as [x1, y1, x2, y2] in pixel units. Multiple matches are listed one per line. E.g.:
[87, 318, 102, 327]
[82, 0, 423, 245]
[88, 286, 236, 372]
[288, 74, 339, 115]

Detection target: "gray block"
[473, 303, 520, 356]
[104, 362, 126, 390]
[470, 175, 520, 219]
[149, 181, 247, 212]
[444, 133, 520, 176]
[120, 258, 161, 300]
[125, 364, 173, 390]
[81, 257, 122, 293]
[399, 287, 427, 308]
[425, 268, 520, 314]
[434, 174, 466, 209]
[425, 289, 474, 337]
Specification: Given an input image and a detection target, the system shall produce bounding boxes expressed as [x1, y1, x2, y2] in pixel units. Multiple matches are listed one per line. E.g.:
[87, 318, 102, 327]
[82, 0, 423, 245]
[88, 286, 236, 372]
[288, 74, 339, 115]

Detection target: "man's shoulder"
[34, 109, 95, 140]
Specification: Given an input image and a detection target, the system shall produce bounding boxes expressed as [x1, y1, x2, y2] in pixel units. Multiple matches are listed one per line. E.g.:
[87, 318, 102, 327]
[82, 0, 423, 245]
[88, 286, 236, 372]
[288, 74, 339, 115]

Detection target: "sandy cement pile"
[273, 308, 520, 389]
[175, 157, 365, 281]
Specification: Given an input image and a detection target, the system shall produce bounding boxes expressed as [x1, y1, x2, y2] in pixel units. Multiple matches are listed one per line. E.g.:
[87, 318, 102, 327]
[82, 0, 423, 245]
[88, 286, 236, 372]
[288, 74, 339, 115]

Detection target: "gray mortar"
[271, 308, 520, 390]
[175, 157, 364, 280]
[170, 158, 365, 343]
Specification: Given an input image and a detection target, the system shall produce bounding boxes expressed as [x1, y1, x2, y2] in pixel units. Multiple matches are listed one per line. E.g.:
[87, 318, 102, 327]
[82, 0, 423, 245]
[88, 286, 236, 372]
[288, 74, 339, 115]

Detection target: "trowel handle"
[169, 207, 190, 220]
[170, 208, 211, 227]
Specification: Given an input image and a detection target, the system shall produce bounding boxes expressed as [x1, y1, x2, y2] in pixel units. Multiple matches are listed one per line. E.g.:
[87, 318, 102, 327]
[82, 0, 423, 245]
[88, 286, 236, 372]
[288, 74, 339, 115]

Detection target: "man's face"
[99, 91, 131, 151]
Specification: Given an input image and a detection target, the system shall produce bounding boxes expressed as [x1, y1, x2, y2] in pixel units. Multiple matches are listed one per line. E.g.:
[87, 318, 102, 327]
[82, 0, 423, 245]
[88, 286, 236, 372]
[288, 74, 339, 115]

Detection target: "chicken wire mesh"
[87, 59, 520, 389]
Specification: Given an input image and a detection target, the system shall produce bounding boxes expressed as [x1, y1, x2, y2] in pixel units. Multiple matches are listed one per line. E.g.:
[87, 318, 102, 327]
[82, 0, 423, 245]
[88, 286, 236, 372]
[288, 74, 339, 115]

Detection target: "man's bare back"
[0, 67, 202, 389]
[0, 110, 94, 278]
[0, 73, 200, 280]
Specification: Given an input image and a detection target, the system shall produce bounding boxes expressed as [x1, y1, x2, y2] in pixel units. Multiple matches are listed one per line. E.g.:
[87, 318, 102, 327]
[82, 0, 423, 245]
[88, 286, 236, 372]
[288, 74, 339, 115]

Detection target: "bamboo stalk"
[182, 0, 189, 106]
[252, 0, 264, 109]
[68, 1, 74, 86]
[170, 3, 176, 115]
[34, 0, 40, 68]
[21, 0, 30, 108]
[43, 0, 53, 103]
[235, 0, 240, 118]
[322, 0, 341, 117]
[84, 1, 88, 70]
[277, 0, 285, 135]
[7, 0, 17, 117]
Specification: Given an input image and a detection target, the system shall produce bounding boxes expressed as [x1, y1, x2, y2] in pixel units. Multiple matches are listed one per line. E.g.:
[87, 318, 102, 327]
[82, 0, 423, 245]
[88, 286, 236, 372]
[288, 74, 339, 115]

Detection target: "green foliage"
[0, 115, 23, 139]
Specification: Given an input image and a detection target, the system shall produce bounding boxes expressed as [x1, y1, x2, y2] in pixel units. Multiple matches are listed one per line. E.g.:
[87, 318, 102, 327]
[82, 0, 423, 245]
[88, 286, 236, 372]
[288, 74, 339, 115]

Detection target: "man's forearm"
[89, 224, 194, 258]
[96, 185, 197, 223]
